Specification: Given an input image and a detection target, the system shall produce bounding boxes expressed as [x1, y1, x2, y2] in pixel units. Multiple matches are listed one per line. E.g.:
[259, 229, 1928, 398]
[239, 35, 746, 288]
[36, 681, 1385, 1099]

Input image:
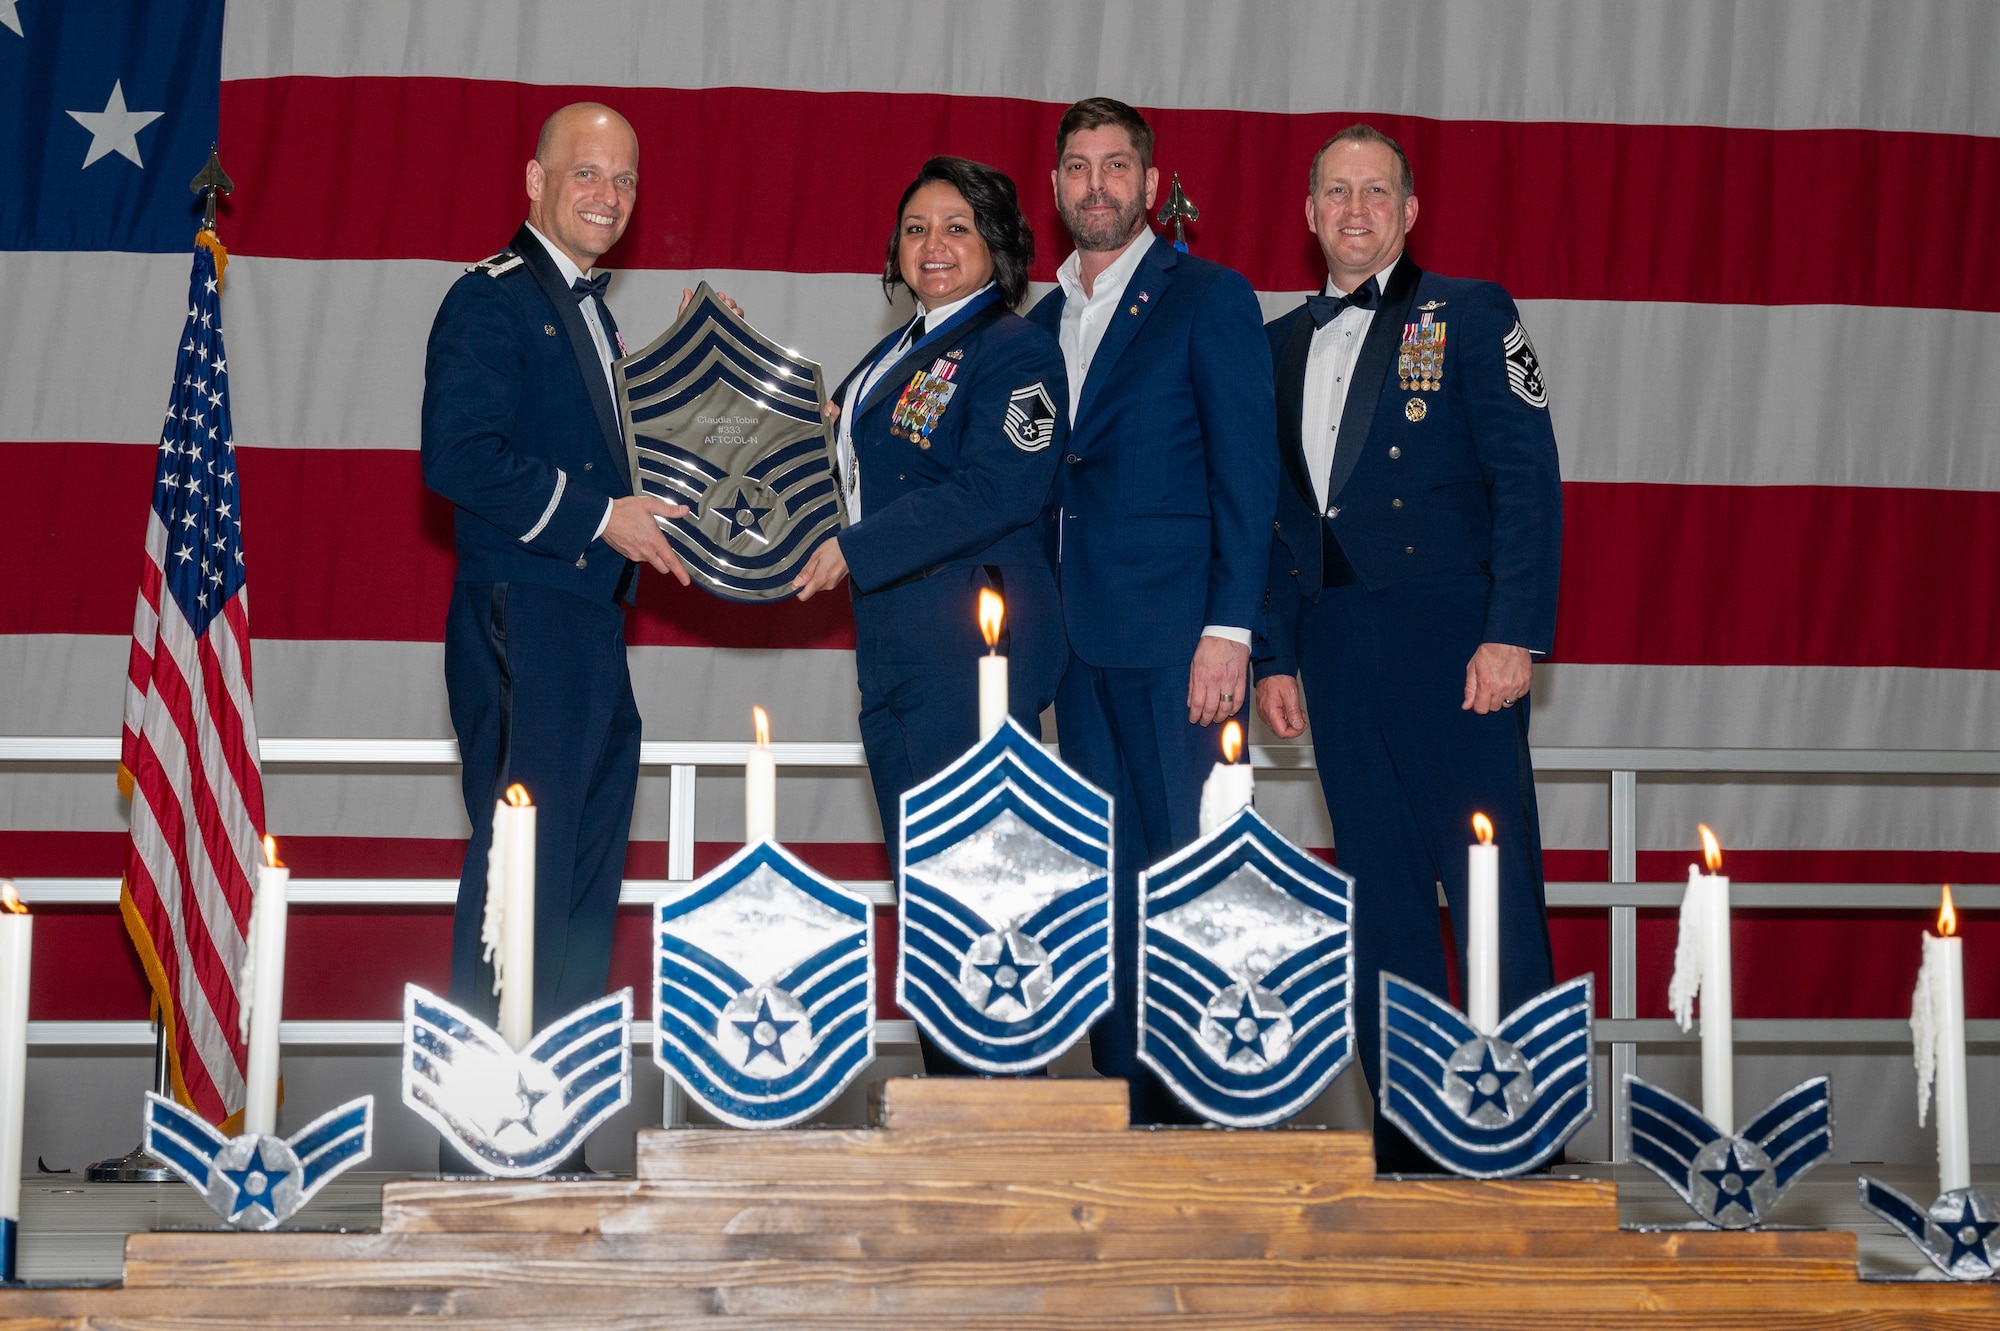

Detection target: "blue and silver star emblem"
[731, 993, 800, 1067]
[1860, 1179, 2000, 1280]
[715, 487, 773, 537]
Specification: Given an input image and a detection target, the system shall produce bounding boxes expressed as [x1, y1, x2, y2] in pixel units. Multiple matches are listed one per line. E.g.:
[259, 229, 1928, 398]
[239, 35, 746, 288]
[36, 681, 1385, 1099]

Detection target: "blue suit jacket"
[1027, 234, 1277, 669]
[421, 223, 636, 604]
[835, 288, 1067, 594]
[1255, 256, 1563, 678]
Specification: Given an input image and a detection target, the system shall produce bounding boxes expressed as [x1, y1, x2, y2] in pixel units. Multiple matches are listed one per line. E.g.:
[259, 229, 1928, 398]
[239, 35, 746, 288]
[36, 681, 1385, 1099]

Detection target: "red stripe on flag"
[195, 626, 267, 836]
[1556, 482, 2000, 669]
[121, 815, 228, 1117]
[218, 77, 2000, 310]
[10, 443, 1996, 669]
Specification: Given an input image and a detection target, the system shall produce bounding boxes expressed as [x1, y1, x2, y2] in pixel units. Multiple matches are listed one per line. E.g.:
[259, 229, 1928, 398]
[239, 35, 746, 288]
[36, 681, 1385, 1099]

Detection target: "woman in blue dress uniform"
[794, 157, 1069, 1072]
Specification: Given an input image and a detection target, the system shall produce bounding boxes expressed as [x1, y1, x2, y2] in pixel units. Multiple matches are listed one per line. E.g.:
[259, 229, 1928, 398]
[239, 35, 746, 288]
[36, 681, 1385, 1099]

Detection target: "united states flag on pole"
[118, 227, 265, 1127]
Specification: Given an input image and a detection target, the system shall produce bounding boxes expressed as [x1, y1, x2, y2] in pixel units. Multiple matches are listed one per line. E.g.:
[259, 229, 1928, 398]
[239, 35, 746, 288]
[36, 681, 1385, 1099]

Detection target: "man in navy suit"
[1253, 126, 1564, 1171]
[1028, 98, 1278, 1123]
[421, 104, 690, 1110]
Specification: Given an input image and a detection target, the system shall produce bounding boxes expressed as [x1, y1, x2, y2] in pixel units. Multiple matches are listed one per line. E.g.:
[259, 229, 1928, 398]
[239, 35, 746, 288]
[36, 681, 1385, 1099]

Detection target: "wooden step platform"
[4, 1078, 1998, 1328]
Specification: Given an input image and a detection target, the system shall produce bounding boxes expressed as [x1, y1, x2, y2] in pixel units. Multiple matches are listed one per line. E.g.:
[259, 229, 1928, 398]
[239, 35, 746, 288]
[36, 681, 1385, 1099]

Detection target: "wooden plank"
[4, 1283, 2000, 1331]
[869, 1076, 1130, 1131]
[382, 1181, 1623, 1241]
[633, 1124, 1377, 1186]
[124, 1220, 1859, 1285]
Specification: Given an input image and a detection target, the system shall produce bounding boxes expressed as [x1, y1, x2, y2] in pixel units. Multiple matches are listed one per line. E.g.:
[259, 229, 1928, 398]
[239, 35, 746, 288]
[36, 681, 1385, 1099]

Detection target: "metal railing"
[5, 736, 1996, 1156]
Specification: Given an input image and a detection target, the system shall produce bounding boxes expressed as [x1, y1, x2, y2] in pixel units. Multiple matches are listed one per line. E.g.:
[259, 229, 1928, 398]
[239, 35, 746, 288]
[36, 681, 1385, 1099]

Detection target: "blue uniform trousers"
[445, 580, 641, 1032]
[1055, 659, 1243, 1125]
[1294, 569, 1554, 1167]
[854, 564, 1066, 1078]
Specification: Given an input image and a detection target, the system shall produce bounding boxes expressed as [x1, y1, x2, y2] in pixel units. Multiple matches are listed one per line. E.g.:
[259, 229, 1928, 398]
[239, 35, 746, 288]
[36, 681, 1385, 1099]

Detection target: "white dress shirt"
[1300, 258, 1403, 514]
[1054, 228, 1157, 424]
[836, 284, 991, 523]
[522, 224, 621, 541]
[1055, 228, 1247, 647]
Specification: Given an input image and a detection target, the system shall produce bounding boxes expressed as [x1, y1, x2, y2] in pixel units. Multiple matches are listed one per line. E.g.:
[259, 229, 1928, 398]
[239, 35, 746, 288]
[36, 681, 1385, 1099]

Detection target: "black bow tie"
[1306, 277, 1379, 328]
[571, 272, 610, 302]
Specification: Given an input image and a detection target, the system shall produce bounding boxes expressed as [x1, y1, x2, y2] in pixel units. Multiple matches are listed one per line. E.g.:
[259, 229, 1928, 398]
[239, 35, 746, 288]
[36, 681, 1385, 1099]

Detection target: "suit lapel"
[1274, 310, 1316, 505]
[1074, 233, 1173, 430]
[856, 293, 1004, 421]
[512, 224, 628, 485]
[1324, 254, 1421, 505]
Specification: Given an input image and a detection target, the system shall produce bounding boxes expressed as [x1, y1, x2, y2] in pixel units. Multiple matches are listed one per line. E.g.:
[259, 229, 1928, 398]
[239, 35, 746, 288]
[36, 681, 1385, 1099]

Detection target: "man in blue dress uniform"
[1028, 99, 1278, 1123]
[420, 105, 690, 1144]
[1253, 126, 1564, 1171]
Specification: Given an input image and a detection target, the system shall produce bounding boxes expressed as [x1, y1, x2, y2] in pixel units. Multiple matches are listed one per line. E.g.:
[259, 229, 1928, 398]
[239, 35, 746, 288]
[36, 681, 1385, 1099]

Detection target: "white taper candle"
[1914, 887, 1971, 1194]
[0, 884, 30, 1244]
[494, 786, 537, 1049]
[240, 841, 289, 1136]
[745, 706, 777, 844]
[1197, 722, 1254, 837]
[976, 588, 1008, 741]
[1467, 814, 1500, 1035]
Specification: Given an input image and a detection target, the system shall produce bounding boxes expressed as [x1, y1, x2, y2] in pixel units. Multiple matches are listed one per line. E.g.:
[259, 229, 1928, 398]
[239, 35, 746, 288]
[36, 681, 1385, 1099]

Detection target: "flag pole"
[85, 147, 236, 1184]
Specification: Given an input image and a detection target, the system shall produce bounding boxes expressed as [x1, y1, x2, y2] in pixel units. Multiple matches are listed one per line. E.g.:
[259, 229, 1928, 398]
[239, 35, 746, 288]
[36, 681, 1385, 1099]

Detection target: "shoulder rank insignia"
[1502, 320, 1549, 409]
[1003, 381, 1057, 452]
[466, 250, 525, 277]
[1399, 314, 1447, 392]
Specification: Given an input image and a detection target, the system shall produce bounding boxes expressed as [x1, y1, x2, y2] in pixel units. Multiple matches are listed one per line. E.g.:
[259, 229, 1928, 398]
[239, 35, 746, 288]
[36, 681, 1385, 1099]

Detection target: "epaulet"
[466, 250, 525, 277]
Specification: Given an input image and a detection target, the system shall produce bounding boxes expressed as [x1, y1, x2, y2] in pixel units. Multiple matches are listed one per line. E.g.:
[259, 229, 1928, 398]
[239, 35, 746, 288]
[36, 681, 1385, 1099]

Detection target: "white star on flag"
[67, 80, 164, 169]
[0, 0, 23, 39]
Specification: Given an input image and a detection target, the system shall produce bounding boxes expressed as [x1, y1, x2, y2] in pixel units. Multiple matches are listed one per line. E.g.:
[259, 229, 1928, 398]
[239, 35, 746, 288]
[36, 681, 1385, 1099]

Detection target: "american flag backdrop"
[118, 231, 264, 1126]
[1, 2, 1995, 1054]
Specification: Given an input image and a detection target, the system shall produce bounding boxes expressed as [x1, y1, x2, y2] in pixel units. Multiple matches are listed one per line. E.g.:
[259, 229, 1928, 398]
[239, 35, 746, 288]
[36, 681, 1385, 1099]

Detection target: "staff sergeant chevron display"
[1379, 974, 1596, 1177]
[1138, 806, 1354, 1126]
[143, 1092, 373, 1231]
[654, 841, 876, 1127]
[616, 282, 842, 602]
[402, 985, 632, 1178]
[899, 716, 1113, 1072]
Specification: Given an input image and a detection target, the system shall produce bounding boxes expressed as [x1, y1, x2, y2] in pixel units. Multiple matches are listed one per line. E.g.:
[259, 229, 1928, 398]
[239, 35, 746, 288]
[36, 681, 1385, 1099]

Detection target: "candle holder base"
[1858, 1177, 1999, 1280]
[142, 1092, 373, 1230]
[83, 1144, 175, 1183]
[1623, 1073, 1833, 1228]
[1377, 972, 1596, 1177]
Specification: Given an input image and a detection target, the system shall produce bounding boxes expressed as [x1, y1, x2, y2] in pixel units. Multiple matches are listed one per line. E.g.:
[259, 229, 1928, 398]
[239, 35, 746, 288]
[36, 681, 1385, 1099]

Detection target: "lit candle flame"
[1698, 824, 1722, 872]
[262, 834, 283, 869]
[0, 882, 26, 916]
[504, 783, 532, 808]
[1939, 884, 1958, 938]
[1471, 813, 1494, 845]
[752, 705, 770, 747]
[1221, 720, 1243, 764]
[978, 588, 1005, 652]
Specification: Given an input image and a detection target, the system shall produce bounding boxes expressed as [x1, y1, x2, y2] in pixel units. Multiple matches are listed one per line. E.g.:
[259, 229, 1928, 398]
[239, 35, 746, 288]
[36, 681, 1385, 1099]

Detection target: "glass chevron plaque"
[615, 283, 843, 602]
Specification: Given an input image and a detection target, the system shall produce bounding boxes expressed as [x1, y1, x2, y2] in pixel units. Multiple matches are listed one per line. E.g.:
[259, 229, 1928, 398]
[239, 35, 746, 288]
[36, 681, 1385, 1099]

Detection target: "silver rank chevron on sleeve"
[1137, 806, 1355, 1127]
[898, 717, 1113, 1072]
[1501, 320, 1549, 408]
[1002, 381, 1058, 451]
[653, 841, 876, 1128]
